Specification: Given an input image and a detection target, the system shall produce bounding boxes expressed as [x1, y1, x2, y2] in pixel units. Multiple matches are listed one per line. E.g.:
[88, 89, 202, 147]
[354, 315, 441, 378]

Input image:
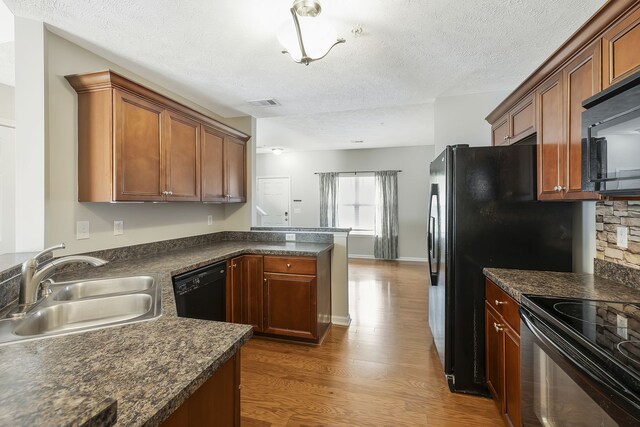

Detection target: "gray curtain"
[374, 171, 399, 259]
[319, 172, 340, 227]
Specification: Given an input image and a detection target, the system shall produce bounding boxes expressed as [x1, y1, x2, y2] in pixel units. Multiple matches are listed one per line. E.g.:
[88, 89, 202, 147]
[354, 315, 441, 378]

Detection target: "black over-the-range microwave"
[582, 70, 640, 196]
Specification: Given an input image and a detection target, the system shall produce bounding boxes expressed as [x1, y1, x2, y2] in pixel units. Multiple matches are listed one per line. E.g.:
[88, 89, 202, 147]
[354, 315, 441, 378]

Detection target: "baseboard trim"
[348, 255, 428, 263]
[332, 314, 352, 326]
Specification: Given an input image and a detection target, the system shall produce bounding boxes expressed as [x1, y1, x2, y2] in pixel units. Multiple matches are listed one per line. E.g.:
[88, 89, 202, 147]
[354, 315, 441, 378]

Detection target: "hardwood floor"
[241, 259, 503, 426]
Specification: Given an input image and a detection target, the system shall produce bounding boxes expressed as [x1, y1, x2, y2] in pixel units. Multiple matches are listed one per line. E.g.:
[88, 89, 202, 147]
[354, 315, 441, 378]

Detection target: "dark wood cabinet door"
[485, 303, 504, 410]
[492, 114, 510, 146]
[241, 255, 264, 332]
[225, 137, 246, 203]
[113, 89, 165, 201]
[602, 6, 640, 88]
[504, 327, 521, 427]
[226, 257, 243, 323]
[564, 44, 600, 201]
[165, 110, 200, 201]
[510, 94, 535, 143]
[263, 273, 317, 340]
[201, 125, 226, 202]
[536, 73, 565, 201]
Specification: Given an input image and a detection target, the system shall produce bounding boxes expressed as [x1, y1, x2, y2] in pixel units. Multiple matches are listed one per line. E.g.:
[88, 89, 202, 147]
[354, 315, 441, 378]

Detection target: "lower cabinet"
[226, 252, 332, 343]
[161, 351, 241, 427]
[485, 279, 521, 427]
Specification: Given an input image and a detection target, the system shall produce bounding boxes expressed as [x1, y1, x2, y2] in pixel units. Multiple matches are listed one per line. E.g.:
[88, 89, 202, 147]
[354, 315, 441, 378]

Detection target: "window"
[338, 175, 375, 233]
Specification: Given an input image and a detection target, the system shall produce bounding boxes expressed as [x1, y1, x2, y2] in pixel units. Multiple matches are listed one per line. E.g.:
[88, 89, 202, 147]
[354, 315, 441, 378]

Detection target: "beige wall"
[46, 32, 252, 255]
[256, 145, 434, 260]
[0, 83, 14, 122]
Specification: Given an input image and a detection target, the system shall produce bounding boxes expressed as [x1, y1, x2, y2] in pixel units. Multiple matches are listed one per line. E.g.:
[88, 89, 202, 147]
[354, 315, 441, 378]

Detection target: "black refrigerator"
[427, 143, 573, 396]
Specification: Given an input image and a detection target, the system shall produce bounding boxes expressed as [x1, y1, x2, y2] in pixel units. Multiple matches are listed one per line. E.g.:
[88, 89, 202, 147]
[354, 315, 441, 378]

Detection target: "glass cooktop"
[524, 295, 640, 377]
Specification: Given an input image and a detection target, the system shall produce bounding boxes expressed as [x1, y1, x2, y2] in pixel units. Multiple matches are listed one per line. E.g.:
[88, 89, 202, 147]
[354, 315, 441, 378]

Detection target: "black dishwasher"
[172, 261, 227, 321]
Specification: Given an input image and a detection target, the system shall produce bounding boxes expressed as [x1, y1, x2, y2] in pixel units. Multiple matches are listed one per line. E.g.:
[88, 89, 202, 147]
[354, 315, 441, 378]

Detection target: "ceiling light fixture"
[272, 147, 285, 155]
[278, 0, 345, 66]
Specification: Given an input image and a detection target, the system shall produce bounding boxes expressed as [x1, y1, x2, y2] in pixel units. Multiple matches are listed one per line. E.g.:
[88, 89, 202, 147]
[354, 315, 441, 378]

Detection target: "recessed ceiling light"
[272, 147, 285, 155]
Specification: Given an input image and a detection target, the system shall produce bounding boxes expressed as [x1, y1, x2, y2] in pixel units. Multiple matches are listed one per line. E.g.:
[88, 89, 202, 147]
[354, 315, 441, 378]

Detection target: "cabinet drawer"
[486, 279, 519, 333]
[263, 256, 316, 275]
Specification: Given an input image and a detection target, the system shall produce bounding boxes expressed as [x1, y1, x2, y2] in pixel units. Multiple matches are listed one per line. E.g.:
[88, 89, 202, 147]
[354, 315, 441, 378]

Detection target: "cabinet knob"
[494, 322, 504, 332]
[286, 263, 291, 268]
[495, 300, 506, 306]
[168, 191, 173, 196]
[561, 186, 566, 191]
[264, 278, 267, 282]
[162, 191, 168, 195]
[232, 264, 237, 268]
[503, 136, 510, 141]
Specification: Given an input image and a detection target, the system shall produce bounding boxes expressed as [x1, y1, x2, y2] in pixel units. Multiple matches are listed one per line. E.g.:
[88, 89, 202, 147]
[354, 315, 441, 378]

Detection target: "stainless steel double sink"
[0, 275, 162, 345]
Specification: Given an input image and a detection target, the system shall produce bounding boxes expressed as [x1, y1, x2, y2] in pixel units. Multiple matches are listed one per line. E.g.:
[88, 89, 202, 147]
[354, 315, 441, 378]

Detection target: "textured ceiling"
[4, 0, 607, 149]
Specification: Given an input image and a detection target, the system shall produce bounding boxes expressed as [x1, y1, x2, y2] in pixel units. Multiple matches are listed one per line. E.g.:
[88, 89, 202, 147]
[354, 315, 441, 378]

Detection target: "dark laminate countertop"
[484, 268, 640, 303]
[0, 240, 333, 426]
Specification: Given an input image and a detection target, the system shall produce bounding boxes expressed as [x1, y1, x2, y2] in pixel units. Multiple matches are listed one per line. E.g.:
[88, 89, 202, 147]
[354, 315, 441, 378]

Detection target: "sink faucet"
[18, 243, 108, 309]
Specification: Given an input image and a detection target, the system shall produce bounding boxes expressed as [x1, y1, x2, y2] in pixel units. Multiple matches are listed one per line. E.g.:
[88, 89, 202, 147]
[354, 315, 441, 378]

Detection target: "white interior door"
[0, 125, 15, 255]
[257, 177, 290, 227]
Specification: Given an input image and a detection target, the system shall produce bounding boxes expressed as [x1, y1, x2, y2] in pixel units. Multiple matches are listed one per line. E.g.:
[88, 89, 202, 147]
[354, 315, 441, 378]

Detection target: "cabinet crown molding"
[485, 0, 639, 124]
[65, 69, 250, 141]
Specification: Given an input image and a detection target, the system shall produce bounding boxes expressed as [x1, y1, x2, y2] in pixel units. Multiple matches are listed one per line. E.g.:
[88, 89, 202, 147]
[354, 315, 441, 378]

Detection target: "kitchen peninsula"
[0, 231, 333, 426]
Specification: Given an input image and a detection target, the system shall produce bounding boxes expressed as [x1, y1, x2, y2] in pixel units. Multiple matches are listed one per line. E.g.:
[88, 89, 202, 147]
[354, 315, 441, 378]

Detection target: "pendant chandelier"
[278, 0, 345, 66]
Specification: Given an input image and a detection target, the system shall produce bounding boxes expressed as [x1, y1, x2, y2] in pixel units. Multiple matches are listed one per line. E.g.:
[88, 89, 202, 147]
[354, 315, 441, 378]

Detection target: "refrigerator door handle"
[428, 185, 439, 286]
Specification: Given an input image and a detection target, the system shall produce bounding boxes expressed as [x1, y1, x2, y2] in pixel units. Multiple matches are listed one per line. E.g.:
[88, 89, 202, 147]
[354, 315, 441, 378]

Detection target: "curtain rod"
[314, 170, 402, 175]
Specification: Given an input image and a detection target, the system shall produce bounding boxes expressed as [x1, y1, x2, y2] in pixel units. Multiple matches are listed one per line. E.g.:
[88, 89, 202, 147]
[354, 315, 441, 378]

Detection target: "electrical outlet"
[617, 226, 629, 249]
[207, 215, 213, 226]
[617, 313, 629, 339]
[285, 233, 296, 241]
[114, 220, 124, 236]
[76, 221, 90, 240]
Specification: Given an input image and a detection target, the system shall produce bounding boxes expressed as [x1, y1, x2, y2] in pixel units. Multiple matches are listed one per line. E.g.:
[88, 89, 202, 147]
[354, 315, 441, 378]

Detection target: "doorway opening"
[256, 177, 291, 227]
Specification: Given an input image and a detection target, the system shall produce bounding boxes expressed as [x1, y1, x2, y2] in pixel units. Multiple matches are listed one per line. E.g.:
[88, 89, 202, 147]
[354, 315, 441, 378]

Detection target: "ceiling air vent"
[247, 98, 281, 107]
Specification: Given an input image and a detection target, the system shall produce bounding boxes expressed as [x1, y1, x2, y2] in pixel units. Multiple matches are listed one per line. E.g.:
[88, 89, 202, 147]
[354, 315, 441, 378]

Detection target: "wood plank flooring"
[241, 259, 503, 426]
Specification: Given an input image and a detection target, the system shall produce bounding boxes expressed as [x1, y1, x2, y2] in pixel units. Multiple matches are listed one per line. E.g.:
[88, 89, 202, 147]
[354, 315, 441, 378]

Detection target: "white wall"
[14, 18, 45, 252]
[433, 91, 511, 157]
[45, 31, 253, 255]
[256, 145, 434, 260]
[0, 83, 14, 123]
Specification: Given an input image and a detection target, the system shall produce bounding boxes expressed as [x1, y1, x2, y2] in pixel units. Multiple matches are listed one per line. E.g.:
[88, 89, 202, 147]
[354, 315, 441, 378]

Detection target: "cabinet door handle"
[503, 136, 509, 141]
[232, 264, 237, 268]
[494, 322, 504, 332]
[495, 300, 507, 306]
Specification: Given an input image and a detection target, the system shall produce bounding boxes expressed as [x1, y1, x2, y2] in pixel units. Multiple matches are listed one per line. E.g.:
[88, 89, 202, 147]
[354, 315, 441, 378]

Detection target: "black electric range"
[520, 295, 640, 425]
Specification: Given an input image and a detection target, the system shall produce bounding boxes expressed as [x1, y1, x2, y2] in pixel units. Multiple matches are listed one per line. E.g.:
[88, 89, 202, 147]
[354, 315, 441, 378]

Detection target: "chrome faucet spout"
[17, 245, 108, 309]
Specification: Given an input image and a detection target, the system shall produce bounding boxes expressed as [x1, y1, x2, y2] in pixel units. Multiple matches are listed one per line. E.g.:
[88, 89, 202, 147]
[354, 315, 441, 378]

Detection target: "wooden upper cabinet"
[491, 95, 535, 146]
[225, 137, 246, 203]
[165, 110, 201, 201]
[510, 95, 535, 143]
[491, 114, 510, 146]
[114, 89, 165, 201]
[565, 43, 601, 200]
[66, 70, 249, 203]
[536, 73, 565, 201]
[201, 126, 226, 202]
[602, 6, 640, 88]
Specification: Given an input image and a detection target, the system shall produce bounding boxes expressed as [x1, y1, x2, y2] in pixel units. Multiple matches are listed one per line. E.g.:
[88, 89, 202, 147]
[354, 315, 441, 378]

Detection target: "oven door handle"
[521, 309, 632, 399]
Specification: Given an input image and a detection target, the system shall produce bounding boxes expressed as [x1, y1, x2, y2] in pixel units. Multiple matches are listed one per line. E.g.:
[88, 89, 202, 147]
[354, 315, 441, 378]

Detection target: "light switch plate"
[114, 220, 124, 236]
[617, 226, 629, 249]
[285, 233, 296, 241]
[76, 221, 90, 240]
[617, 313, 629, 339]
[207, 215, 213, 226]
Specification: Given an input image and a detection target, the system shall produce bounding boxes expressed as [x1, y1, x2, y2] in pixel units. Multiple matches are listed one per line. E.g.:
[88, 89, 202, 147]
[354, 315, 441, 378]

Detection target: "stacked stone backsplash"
[596, 201, 640, 268]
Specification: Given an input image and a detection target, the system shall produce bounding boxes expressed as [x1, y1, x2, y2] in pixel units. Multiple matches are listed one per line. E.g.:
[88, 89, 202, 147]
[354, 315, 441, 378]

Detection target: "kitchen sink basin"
[53, 275, 155, 301]
[14, 294, 153, 336]
[0, 274, 161, 345]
